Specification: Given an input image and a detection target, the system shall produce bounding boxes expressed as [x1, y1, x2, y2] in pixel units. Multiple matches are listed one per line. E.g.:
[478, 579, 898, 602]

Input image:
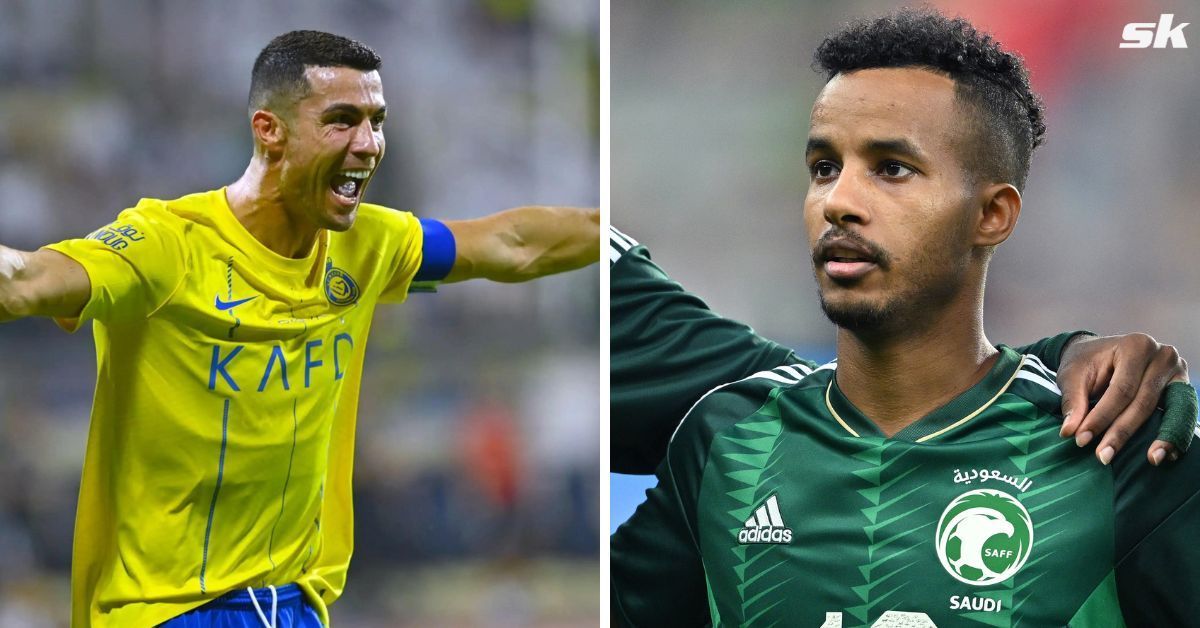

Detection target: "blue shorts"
[159, 584, 323, 627]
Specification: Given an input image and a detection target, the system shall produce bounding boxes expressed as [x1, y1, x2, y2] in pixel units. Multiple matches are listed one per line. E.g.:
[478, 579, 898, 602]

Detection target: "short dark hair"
[813, 8, 1045, 190]
[249, 30, 382, 115]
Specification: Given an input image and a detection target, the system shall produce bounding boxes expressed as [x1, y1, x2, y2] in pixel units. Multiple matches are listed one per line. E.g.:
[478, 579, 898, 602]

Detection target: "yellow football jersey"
[46, 189, 427, 626]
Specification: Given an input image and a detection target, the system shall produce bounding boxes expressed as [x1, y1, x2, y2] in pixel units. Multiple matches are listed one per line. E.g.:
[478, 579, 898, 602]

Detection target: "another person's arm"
[1055, 334, 1190, 465]
[1019, 331, 1191, 464]
[441, 206, 599, 283]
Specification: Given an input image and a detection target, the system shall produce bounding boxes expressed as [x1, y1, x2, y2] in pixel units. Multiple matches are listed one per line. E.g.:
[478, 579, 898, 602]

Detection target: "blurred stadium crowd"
[612, 0, 1200, 527]
[0, 0, 598, 626]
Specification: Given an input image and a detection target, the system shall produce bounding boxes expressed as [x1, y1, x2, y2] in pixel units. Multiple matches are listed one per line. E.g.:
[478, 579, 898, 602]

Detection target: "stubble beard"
[818, 289, 901, 334]
[814, 251, 971, 338]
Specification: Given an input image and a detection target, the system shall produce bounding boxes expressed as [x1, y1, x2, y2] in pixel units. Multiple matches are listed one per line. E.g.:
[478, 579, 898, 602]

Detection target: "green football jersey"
[611, 346, 1200, 627]
[609, 226, 1082, 474]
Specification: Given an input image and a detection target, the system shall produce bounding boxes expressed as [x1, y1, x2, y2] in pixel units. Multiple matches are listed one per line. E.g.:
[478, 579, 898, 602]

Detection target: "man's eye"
[811, 161, 839, 179]
[371, 117, 385, 130]
[880, 161, 915, 178]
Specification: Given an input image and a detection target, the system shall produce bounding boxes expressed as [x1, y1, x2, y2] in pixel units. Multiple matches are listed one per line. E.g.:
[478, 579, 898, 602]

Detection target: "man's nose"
[349, 120, 381, 160]
[822, 166, 870, 227]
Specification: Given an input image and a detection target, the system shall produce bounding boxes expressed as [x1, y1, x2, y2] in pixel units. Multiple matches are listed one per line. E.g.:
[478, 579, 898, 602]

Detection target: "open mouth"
[820, 246, 879, 267]
[330, 169, 370, 204]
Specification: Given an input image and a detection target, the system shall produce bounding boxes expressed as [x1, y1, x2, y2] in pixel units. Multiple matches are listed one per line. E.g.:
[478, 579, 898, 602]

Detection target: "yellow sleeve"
[375, 208, 425, 303]
[43, 200, 189, 330]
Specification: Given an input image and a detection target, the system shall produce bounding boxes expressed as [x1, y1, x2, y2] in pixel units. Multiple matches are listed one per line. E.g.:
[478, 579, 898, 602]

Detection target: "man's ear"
[251, 109, 287, 160]
[975, 183, 1021, 247]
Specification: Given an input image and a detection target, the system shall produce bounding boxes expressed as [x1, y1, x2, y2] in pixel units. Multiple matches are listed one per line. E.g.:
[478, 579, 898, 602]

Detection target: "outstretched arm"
[0, 245, 90, 322]
[442, 206, 599, 283]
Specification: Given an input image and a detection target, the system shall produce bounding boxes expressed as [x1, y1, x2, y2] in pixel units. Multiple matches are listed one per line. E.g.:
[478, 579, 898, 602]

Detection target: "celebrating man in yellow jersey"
[0, 31, 596, 627]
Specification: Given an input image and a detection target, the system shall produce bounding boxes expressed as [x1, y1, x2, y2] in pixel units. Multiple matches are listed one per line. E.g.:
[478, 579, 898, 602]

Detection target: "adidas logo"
[737, 494, 793, 544]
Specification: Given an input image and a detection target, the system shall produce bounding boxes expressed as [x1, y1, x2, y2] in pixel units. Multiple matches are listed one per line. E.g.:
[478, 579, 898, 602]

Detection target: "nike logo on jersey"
[214, 295, 258, 311]
[737, 494, 793, 544]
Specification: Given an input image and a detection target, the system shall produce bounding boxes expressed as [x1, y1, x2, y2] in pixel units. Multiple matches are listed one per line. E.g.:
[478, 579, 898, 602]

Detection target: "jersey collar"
[824, 345, 1024, 442]
[214, 188, 328, 276]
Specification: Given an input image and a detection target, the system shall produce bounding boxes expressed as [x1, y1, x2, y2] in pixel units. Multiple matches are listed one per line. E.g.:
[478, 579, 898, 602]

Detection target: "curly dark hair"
[813, 8, 1045, 190]
[249, 30, 382, 116]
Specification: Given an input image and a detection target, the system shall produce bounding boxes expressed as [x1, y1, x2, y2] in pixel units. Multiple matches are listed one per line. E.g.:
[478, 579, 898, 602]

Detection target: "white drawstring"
[247, 585, 277, 628]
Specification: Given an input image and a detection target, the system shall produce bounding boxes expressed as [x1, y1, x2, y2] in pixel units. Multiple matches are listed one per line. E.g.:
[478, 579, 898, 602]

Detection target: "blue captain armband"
[410, 218, 457, 293]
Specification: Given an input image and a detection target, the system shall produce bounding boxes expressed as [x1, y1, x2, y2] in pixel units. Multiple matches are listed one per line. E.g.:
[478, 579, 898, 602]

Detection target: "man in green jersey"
[612, 9, 1199, 626]
[609, 225, 1193, 475]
